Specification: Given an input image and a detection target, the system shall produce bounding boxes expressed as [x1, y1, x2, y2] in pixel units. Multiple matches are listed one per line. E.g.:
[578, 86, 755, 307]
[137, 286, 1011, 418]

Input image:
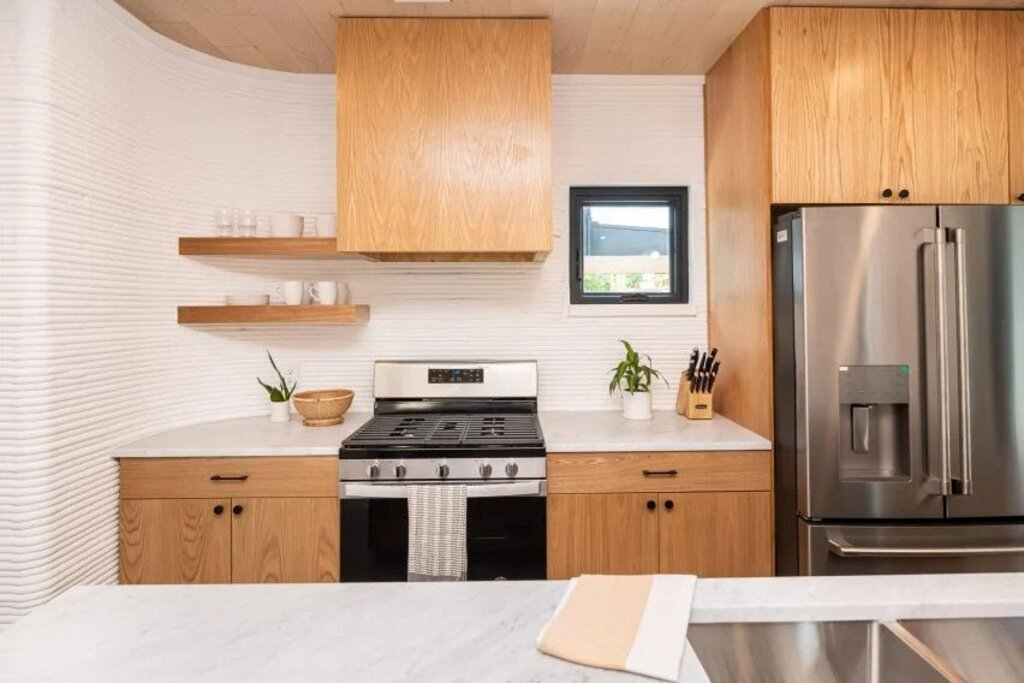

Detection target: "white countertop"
[2, 575, 1022, 682]
[540, 410, 770, 453]
[111, 413, 373, 457]
[111, 411, 769, 458]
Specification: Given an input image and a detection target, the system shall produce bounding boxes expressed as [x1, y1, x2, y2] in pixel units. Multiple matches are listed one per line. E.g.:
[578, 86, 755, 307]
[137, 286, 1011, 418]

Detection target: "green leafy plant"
[257, 351, 296, 403]
[608, 339, 668, 395]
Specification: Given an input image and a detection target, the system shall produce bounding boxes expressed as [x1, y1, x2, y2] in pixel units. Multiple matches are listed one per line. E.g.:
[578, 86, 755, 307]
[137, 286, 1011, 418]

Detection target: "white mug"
[272, 215, 303, 238]
[273, 281, 305, 306]
[315, 214, 337, 238]
[302, 215, 318, 237]
[308, 280, 338, 305]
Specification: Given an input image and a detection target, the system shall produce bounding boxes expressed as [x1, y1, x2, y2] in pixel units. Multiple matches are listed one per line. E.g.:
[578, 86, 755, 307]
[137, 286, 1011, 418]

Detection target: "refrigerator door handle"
[924, 232, 953, 495]
[828, 538, 1024, 558]
[950, 227, 973, 495]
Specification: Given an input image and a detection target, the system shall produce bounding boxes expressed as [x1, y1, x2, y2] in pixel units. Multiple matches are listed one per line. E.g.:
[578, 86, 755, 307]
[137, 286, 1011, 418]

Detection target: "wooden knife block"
[676, 371, 713, 420]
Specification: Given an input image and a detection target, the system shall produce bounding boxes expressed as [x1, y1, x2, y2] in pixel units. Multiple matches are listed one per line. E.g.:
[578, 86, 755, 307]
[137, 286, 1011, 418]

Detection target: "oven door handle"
[339, 480, 547, 499]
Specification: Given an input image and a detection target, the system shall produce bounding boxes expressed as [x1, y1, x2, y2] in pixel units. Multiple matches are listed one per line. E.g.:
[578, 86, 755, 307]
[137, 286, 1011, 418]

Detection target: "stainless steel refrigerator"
[773, 205, 1024, 576]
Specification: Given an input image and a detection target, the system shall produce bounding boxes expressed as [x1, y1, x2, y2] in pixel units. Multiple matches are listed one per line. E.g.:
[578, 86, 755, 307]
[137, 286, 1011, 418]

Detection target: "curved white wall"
[1, 0, 706, 624]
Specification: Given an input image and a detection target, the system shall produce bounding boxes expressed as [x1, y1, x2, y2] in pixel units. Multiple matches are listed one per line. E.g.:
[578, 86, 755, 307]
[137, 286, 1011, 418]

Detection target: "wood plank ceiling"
[116, 0, 1024, 74]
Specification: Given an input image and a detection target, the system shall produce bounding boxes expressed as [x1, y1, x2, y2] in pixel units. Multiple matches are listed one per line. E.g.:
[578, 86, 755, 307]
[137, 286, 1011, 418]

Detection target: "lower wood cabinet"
[546, 451, 773, 579]
[657, 492, 771, 577]
[547, 493, 660, 577]
[119, 457, 339, 585]
[119, 498, 232, 584]
[230, 497, 339, 583]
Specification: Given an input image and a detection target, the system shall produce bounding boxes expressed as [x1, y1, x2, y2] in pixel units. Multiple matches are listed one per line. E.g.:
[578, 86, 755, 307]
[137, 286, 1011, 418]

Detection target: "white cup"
[308, 280, 338, 305]
[273, 281, 305, 306]
[302, 215, 318, 237]
[272, 215, 303, 238]
[315, 214, 337, 238]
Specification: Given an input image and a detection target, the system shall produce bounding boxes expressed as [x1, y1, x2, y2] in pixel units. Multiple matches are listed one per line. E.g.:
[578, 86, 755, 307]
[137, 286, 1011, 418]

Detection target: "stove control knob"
[367, 463, 381, 479]
[505, 462, 519, 478]
[479, 463, 493, 479]
[438, 463, 450, 479]
[395, 464, 407, 479]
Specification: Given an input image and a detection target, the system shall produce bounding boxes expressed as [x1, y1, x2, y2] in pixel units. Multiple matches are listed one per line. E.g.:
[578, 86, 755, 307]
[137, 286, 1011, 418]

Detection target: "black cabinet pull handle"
[1017, 193, 1024, 203]
[232, 504, 243, 515]
[646, 500, 656, 511]
[664, 500, 675, 510]
[642, 469, 678, 477]
[898, 188, 910, 199]
[213, 504, 224, 515]
[210, 474, 249, 482]
[881, 188, 894, 199]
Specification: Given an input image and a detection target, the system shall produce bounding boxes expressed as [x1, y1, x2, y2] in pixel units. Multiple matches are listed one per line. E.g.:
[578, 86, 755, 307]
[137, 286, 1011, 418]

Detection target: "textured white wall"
[0, 0, 706, 624]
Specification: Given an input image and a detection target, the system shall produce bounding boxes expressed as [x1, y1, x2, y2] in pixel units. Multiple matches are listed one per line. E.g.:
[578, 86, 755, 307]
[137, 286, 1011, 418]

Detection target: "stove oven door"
[339, 481, 547, 582]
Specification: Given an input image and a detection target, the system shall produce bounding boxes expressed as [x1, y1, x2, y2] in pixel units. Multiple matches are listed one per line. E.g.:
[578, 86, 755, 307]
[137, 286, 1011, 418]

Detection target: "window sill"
[568, 303, 698, 318]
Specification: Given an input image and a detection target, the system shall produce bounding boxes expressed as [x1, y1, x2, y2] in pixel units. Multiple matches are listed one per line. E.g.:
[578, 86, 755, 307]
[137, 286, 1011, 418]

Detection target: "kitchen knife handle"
[951, 227, 973, 495]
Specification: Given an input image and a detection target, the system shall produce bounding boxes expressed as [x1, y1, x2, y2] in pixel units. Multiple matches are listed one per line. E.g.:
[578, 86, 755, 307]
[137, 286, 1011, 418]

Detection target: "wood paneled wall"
[705, 10, 774, 439]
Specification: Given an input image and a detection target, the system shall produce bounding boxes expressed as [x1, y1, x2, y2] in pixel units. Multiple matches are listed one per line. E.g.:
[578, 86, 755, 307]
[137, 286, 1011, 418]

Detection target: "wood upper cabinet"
[336, 18, 552, 259]
[231, 498, 339, 583]
[771, 8, 899, 204]
[657, 492, 772, 577]
[547, 493, 660, 579]
[119, 457, 339, 585]
[897, 10, 1008, 204]
[119, 499, 231, 584]
[770, 8, 1009, 205]
[1011, 13, 1024, 204]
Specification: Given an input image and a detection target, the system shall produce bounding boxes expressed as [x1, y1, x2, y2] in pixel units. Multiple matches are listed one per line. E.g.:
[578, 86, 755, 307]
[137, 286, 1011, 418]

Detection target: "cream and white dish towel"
[407, 484, 467, 582]
[537, 574, 697, 681]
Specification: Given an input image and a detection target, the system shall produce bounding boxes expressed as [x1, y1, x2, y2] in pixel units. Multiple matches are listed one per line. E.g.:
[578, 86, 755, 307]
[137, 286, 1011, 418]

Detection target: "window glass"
[570, 187, 688, 305]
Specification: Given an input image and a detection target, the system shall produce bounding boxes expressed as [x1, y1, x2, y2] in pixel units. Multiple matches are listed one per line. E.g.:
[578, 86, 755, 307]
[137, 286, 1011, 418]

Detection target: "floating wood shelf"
[177, 305, 370, 325]
[179, 237, 355, 259]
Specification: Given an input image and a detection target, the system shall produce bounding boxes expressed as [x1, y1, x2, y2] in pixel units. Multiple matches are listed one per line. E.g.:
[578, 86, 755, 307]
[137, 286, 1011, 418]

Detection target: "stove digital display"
[428, 367, 484, 384]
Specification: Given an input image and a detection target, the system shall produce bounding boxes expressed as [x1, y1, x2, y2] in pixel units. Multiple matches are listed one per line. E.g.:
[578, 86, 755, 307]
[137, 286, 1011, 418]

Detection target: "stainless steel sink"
[687, 621, 960, 682]
[900, 617, 1024, 682]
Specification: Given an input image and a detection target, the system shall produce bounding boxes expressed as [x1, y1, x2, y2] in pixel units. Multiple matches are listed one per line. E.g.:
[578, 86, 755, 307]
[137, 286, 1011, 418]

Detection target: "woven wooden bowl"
[291, 389, 354, 427]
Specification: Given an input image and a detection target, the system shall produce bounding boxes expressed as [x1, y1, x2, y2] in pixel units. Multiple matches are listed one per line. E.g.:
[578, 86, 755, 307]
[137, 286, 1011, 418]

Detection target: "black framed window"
[569, 186, 688, 305]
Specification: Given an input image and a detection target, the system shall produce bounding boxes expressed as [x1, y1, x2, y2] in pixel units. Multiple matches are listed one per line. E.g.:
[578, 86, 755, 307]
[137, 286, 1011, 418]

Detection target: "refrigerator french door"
[773, 205, 1024, 576]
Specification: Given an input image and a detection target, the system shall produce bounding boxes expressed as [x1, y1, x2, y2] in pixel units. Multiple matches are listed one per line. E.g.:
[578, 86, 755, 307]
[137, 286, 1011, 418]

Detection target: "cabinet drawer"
[120, 457, 338, 499]
[547, 451, 770, 494]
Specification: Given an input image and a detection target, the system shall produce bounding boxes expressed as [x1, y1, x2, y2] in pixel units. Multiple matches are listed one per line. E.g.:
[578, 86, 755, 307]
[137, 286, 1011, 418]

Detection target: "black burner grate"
[344, 413, 542, 448]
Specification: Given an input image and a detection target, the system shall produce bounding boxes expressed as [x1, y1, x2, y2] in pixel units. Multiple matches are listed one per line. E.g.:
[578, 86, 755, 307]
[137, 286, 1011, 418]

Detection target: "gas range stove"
[340, 361, 546, 483]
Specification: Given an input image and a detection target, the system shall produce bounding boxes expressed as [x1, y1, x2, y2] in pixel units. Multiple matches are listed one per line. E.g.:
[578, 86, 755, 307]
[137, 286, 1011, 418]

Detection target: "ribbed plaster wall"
[0, 0, 706, 625]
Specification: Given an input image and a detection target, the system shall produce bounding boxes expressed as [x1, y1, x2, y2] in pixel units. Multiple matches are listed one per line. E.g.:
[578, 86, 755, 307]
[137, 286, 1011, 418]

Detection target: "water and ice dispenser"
[837, 366, 912, 481]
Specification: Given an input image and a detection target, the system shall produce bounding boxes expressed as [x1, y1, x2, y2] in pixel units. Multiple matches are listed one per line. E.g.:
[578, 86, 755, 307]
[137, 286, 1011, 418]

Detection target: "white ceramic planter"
[621, 390, 653, 421]
[269, 400, 291, 423]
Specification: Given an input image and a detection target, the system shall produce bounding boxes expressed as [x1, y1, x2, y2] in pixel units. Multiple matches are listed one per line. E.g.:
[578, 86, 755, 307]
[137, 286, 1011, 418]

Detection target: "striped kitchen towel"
[407, 484, 468, 582]
[537, 574, 697, 681]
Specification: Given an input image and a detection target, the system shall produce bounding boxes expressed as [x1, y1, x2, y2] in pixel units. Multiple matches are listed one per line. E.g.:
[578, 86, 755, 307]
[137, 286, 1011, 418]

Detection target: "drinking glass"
[238, 210, 257, 238]
[215, 209, 234, 237]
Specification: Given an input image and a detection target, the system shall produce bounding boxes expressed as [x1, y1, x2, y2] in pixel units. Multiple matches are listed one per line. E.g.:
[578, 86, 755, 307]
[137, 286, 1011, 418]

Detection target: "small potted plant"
[258, 351, 296, 423]
[608, 340, 667, 421]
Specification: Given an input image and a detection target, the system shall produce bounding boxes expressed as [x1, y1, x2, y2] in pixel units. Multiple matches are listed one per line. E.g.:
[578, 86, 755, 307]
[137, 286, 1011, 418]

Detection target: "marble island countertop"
[110, 410, 770, 458]
[2, 574, 1023, 682]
